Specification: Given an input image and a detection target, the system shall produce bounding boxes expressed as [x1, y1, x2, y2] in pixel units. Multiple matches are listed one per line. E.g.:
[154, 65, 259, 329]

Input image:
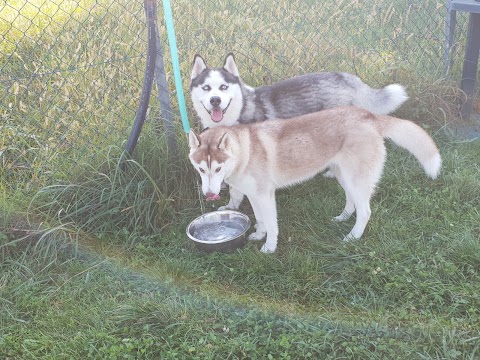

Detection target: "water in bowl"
[193, 221, 245, 242]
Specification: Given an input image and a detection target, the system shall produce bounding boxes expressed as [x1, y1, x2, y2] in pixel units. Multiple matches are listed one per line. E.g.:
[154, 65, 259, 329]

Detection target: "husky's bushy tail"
[359, 84, 409, 115]
[380, 116, 442, 179]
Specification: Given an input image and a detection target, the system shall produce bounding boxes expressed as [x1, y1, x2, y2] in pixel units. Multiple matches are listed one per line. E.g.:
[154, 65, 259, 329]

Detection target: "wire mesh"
[1, 0, 149, 187]
[0, 0, 475, 190]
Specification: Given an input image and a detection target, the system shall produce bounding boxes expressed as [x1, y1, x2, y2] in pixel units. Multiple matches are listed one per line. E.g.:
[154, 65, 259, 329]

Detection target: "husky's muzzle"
[202, 98, 232, 123]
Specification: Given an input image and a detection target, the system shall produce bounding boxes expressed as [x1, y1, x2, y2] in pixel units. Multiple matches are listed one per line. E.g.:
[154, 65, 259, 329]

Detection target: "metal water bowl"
[186, 210, 251, 253]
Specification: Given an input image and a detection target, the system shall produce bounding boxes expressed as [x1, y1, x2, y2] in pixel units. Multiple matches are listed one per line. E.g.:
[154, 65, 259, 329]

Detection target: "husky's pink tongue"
[206, 194, 221, 201]
[211, 108, 223, 122]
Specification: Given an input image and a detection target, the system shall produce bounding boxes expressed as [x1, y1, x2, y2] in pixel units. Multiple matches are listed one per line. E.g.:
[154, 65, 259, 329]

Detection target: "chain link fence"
[0, 0, 475, 191]
[1, 0, 149, 188]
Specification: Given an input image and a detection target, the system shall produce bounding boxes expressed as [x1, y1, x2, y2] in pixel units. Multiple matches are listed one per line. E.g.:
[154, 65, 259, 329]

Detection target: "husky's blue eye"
[220, 85, 229, 90]
[201, 85, 211, 91]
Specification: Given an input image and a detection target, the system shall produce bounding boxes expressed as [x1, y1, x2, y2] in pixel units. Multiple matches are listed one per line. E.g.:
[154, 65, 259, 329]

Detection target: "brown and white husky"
[188, 106, 441, 253]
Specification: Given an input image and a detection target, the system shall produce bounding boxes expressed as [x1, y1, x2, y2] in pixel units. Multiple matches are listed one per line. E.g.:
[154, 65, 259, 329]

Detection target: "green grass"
[2, 0, 480, 358]
[2, 136, 480, 359]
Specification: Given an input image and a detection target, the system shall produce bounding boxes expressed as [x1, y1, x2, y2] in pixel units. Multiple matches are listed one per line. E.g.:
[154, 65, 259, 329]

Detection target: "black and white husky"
[190, 53, 408, 129]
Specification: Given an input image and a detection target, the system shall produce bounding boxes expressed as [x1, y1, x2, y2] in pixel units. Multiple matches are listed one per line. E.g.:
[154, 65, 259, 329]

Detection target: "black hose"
[121, 0, 157, 170]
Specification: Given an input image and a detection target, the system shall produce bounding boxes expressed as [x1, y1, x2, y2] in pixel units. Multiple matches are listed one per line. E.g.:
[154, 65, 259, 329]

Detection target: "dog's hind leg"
[331, 166, 355, 222]
[219, 186, 244, 211]
[343, 185, 372, 241]
[336, 173, 373, 241]
[335, 150, 385, 241]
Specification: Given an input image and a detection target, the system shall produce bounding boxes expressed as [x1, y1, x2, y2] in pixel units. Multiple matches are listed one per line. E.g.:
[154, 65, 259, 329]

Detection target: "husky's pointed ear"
[188, 131, 201, 149]
[191, 54, 207, 80]
[217, 132, 232, 154]
[223, 53, 239, 77]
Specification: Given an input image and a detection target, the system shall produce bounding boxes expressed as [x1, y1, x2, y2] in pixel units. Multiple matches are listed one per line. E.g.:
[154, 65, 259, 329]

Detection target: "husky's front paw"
[332, 214, 352, 222]
[342, 232, 361, 242]
[248, 230, 266, 241]
[260, 243, 276, 253]
[218, 203, 239, 211]
[332, 208, 354, 222]
[218, 201, 240, 211]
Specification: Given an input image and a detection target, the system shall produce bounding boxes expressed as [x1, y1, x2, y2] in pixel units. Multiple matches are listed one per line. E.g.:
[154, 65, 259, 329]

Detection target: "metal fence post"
[459, 12, 480, 118]
[154, 24, 178, 160]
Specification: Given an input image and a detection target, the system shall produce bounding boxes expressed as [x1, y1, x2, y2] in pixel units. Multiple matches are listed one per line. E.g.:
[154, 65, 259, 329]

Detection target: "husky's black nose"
[210, 96, 221, 107]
